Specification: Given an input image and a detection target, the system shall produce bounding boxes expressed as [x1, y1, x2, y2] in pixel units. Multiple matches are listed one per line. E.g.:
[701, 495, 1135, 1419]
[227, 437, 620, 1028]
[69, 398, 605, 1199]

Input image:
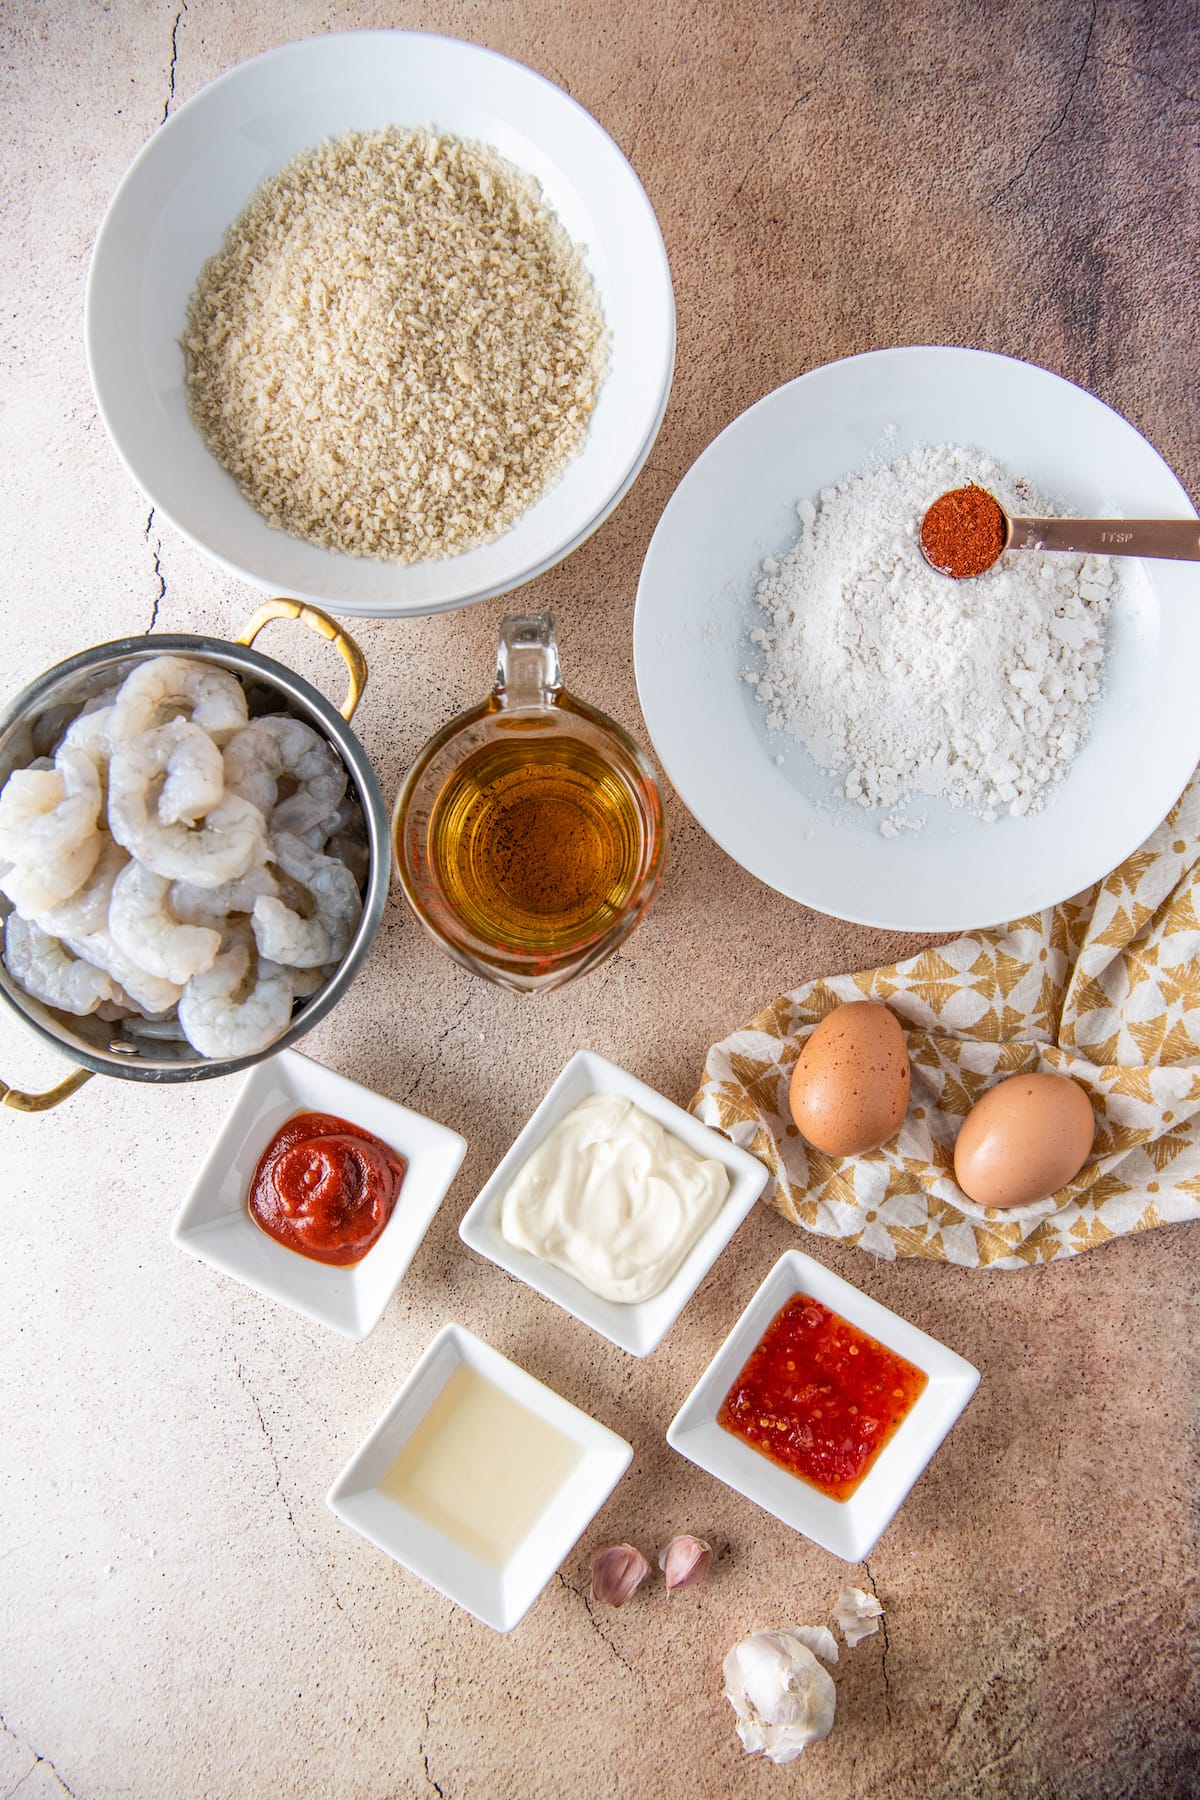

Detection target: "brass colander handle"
[1, 1065, 94, 1112]
[235, 598, 368, 721]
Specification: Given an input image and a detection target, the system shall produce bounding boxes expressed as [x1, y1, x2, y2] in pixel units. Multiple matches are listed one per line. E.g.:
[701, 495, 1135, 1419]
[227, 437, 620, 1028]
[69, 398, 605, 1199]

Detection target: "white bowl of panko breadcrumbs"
[85, 31, 675, 618]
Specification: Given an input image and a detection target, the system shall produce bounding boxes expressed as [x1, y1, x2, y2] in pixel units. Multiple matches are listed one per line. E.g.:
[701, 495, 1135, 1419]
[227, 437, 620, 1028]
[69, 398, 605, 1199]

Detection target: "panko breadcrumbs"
[182, 127, 608, 563]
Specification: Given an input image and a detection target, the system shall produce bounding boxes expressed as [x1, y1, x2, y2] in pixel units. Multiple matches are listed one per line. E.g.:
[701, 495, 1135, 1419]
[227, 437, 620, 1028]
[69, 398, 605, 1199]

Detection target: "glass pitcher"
[392, 614, 665, 993]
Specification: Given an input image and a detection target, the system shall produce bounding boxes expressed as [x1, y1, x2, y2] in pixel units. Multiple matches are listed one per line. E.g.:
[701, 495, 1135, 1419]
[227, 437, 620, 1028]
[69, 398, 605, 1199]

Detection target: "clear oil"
[378, 1364, 580, 1568]
[425, 734, 648, 953]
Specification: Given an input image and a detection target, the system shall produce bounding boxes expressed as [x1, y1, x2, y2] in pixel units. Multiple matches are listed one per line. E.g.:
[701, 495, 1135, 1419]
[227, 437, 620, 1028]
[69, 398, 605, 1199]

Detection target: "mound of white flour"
[747, 443, 1117, 826]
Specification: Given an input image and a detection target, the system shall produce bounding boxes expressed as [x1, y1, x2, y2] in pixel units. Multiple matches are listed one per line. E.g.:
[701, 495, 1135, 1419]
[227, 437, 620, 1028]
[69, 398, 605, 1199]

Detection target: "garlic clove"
[590, 1542, 651, 1607]
[833, 1584, 884, 1648]
[658, 1534, 711, 1590]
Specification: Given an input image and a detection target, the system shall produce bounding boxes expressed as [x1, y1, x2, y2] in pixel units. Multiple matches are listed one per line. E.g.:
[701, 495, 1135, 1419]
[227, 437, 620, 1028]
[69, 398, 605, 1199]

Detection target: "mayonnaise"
[498, 1093, 731, 1304]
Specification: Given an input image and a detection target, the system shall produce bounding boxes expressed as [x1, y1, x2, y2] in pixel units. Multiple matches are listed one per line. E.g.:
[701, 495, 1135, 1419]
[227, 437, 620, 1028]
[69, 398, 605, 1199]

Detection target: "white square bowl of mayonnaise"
[458, 1049, 768, 1356]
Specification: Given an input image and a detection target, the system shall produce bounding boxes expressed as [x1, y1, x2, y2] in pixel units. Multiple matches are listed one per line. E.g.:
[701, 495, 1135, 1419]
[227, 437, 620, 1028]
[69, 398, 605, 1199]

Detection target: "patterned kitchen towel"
[692, 771, 1200, 1269]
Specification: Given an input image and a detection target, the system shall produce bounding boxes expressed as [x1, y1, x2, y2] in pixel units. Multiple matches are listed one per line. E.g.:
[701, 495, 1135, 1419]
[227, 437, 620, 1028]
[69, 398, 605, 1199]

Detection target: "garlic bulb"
[589, 1543, 650, 1607]
[722, 1628, 837, 1765]
[834, 1584, 884, 1648]
[658, 1535, 711, 1590]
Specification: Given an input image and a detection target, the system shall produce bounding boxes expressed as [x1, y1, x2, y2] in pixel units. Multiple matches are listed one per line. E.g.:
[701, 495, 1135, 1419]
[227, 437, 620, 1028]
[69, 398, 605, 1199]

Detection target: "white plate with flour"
[86, 31, 674, 617]
[634, 347, 1200, 931]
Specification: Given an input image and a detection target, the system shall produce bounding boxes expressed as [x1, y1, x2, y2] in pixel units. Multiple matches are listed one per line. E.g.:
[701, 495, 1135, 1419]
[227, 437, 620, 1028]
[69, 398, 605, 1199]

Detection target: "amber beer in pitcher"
[393, 614, 664, 992]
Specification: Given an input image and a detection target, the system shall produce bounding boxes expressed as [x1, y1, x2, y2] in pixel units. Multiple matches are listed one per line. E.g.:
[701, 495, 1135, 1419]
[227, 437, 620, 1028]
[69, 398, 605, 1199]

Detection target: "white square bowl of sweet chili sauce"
[667, 1250, 979, 1561]
[458, 1049, 768, 1357]
[172, 1048, 467, 1339]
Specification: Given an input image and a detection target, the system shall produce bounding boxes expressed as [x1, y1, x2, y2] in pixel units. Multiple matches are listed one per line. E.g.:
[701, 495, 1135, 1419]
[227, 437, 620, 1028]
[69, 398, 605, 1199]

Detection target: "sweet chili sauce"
[248, 1112, 406, 1267]
[718, 1294, 928, 1500]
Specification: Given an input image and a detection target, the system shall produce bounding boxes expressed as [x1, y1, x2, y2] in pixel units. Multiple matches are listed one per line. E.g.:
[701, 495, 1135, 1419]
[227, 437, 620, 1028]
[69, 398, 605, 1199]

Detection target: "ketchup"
[248, 1112, 406, 1266]
[718, 1293, 928, 1501]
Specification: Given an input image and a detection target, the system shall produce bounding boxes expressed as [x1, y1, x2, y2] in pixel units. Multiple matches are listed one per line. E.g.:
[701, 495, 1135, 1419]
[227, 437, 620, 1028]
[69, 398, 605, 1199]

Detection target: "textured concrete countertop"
[2, 4, 1198, 1797]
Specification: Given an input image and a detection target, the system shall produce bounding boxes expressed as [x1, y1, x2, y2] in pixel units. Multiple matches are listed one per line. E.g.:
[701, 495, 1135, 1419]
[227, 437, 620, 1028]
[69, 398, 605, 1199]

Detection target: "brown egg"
[788, 1001, 910, 1157]
[953, 1072, 1095, 1209]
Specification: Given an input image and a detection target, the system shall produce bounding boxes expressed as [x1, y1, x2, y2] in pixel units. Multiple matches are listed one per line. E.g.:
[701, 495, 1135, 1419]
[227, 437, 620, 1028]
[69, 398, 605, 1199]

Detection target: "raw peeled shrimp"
[223, 715, 347, 840]
[251, 829, 363, 968]
[0, 747, 103, 916]
[169, 866, 279, 929]
[108, 720, 267, 887]
[110, 655, 249, 746]
[295, 795, 371, 885]
[291, 788, 367, 847]
[0, 839, 99, 921]
[291, 963, 338, 998]
[62, 704, 117, 781]
[324, 827, 370, 888]
[123, 1014, 190, 1042]
[0, 752, 100, 861]
[34, 834, 129, 939]
[113, 715, 224, 828]
[1, 659, 359, 1061]
[3, 913, 119, 1015]
[157, 727, 224, 827]
[63, 927, 183, 1016]
[177, 934, 295, 1058]
[108, 861, 221, 985]
[96, 995, 137, 1022]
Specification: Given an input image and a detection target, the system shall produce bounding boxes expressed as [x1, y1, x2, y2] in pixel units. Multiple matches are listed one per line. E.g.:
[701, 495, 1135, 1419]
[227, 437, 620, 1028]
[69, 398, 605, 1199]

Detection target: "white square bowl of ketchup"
[172, 1048, 467, 1339]
[667, 1250, 979, 1560]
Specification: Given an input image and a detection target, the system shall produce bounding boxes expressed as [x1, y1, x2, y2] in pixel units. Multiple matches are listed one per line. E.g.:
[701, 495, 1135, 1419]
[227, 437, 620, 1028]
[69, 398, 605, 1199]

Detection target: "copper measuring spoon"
[919, 483, 1200, 579]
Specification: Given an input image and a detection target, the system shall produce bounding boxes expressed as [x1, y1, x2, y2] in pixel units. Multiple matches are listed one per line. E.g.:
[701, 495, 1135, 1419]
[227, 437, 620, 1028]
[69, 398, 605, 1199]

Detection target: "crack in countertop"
[862, 1559, 892, 1718]
[558, 1569, 642, 1681]
[0, 1710, 83, 1799]
[991, 0, 1099, 202]
[402, 989, 475, 1106]
[161, 3, 188, 125]
[419, 1668, 445, 1799]
[143, 507, 165, 634]
[231, 1359, 371, 1647]
[1089, 53, 1200, 108]
[713, 30, 853, 234]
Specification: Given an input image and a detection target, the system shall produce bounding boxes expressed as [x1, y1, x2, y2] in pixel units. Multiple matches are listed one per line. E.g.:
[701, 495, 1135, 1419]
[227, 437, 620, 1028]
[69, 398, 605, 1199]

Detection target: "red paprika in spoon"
[920, 483, 1008, 578]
